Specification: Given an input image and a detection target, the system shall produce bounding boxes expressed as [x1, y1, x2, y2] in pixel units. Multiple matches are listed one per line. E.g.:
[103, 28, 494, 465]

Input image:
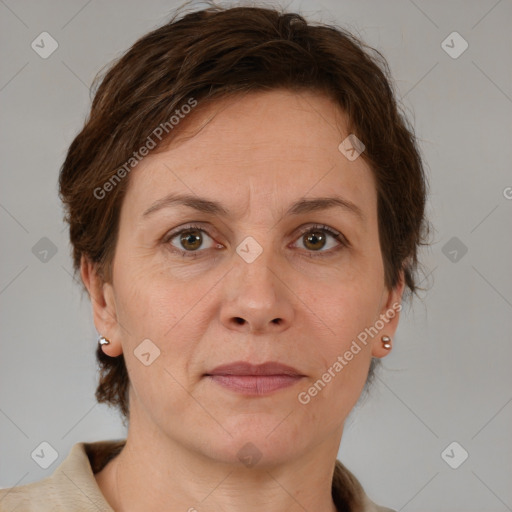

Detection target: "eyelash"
[163, 223, 349, 260]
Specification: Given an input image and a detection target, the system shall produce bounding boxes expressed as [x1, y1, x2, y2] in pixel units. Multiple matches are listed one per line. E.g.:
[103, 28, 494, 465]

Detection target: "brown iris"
[303, 231, 326, 251]
[179, 230, 203, 251]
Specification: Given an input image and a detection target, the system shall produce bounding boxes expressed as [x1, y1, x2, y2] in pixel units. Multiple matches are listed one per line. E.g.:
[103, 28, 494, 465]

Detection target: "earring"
[381, 335, 392, 349]
[98, 336, 111, 346]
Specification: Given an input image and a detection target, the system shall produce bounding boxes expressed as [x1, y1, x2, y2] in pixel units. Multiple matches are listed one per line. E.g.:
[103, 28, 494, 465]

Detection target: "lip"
[204, 361, 305, 396]
[206, 361, 303, 377]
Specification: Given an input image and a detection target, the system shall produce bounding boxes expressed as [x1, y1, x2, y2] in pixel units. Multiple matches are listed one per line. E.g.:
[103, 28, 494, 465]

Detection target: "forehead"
[123, 89, 377, 221]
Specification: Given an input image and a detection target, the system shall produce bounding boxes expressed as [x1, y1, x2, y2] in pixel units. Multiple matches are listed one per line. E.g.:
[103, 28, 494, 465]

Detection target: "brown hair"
[59, 3, 428, 442]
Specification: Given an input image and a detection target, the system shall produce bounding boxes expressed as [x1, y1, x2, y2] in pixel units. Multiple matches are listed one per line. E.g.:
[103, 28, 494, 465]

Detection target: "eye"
[163, 223, 348, 259]
[165, 224, 221, 257]
[291, 224, 348, 256]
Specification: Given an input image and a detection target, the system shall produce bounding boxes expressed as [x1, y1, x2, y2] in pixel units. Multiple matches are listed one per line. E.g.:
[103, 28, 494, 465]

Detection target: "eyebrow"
[142, 193, 365, 222]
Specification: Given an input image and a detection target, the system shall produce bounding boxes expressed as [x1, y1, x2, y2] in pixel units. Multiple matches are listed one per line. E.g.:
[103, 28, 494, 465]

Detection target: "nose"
[219, 253, 294, 335]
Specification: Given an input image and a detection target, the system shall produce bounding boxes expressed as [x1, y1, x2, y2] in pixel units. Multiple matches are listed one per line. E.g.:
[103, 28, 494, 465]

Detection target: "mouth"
[204, 361, 305, 396]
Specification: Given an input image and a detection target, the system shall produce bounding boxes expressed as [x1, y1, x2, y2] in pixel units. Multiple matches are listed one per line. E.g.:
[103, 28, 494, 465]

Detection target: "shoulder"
[0, 440, 125, 512]
[0, 474, 70, 512]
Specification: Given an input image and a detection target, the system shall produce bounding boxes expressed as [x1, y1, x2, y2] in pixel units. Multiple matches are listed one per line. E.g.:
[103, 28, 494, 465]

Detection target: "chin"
[198, 417, 306, 469]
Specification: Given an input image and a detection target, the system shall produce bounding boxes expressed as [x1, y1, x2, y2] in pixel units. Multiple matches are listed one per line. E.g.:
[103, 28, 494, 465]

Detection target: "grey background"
[1, 0, 511, 510]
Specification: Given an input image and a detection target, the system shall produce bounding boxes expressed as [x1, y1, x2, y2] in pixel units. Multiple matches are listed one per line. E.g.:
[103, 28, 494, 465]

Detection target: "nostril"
[234, 317, 245, 325]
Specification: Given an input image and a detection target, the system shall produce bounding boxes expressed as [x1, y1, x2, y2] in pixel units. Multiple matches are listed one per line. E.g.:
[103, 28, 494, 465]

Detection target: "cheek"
[294, 248, 384, 341]
[112, 253, 219, 382]
[293, 295, 378, 432]
[304, 287, 378, 376]
[292, 273, 382, 402]
[113, 266, 206, 419]
[113, 251, 194, 332]
[326, 286, 381, 336]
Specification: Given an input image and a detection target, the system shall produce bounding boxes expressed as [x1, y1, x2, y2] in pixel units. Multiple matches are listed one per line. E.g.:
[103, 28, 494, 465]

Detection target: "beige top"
[0, 440, 395, 511]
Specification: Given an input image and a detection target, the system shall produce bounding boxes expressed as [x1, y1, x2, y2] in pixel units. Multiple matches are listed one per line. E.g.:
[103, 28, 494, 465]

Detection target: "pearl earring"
[381, 335, 392, 349]
[98, 336, 111, 346]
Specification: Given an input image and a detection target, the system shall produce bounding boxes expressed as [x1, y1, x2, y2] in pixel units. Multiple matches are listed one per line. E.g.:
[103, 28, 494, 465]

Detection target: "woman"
[0, 3, 427, 511]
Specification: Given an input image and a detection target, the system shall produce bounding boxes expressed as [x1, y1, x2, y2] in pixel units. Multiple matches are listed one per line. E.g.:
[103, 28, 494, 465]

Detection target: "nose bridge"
[219, 233, 293, 333]
[233, 234, 279, 305]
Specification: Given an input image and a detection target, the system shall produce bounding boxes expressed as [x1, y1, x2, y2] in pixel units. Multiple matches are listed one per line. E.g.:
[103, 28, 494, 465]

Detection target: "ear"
[371, 271, 405, 358]
[80, 255, 123, 357]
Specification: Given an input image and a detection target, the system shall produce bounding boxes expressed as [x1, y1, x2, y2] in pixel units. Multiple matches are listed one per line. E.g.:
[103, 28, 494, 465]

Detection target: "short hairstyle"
[59, 4, 428, 425]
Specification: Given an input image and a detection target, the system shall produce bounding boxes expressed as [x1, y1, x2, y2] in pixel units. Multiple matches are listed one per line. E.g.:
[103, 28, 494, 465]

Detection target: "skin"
[82, 89, 404, 512]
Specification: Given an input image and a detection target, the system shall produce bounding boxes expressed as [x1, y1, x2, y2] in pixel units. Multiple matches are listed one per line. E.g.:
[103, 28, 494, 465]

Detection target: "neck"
[96, 408, 343, 512]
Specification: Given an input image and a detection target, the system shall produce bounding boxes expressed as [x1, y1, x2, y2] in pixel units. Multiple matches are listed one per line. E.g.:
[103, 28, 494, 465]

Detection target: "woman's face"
[92, 89, 403, 466]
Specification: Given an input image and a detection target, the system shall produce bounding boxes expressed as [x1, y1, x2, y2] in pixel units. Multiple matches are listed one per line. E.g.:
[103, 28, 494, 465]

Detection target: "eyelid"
[163, 222, 349, 257]
[162, 222, 217, 243]
[292, 223, 350, 248]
